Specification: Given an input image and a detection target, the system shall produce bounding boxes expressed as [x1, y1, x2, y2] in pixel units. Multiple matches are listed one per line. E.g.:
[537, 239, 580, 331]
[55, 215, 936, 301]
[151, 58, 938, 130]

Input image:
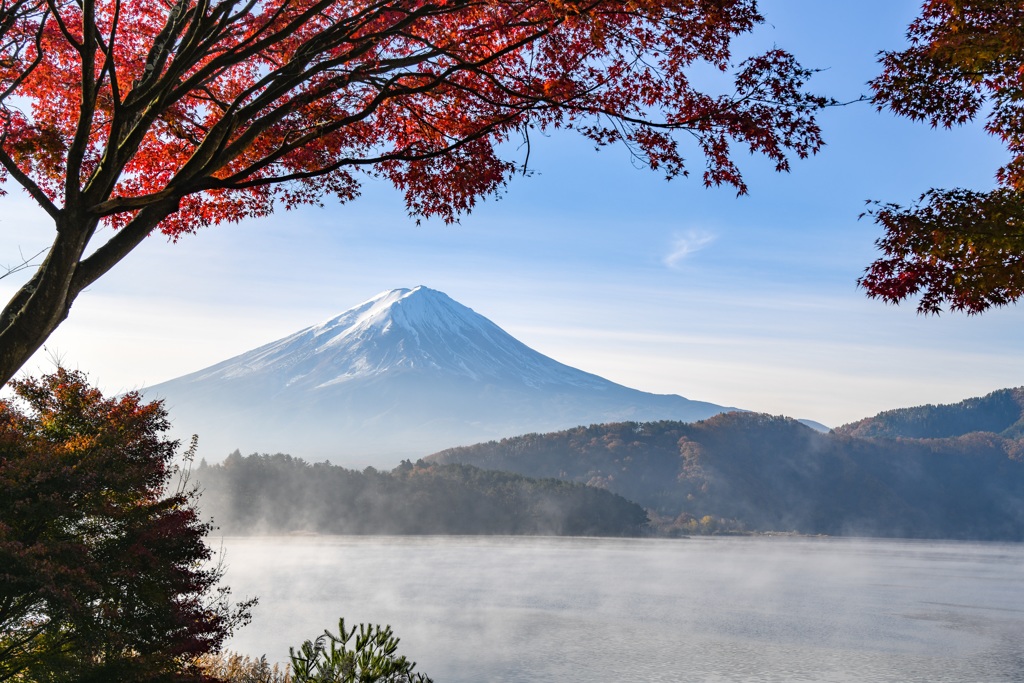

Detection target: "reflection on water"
[219, 536, 1024, 682]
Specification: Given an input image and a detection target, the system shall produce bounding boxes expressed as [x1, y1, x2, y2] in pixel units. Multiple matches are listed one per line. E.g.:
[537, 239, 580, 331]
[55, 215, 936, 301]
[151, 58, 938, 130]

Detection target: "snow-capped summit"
[195, 286, 609, 391]
[145, 287, 736, 466]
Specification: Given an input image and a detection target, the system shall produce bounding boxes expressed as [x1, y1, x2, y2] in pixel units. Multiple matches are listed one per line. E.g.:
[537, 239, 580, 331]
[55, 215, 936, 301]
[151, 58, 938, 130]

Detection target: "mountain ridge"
[425, 410, 1024, 539]
[836, 387, 1024, 440]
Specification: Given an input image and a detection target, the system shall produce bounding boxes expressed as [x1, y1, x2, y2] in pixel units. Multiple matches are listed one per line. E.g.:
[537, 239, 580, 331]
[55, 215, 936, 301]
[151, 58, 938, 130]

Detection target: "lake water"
[219, 535, 1024, 682]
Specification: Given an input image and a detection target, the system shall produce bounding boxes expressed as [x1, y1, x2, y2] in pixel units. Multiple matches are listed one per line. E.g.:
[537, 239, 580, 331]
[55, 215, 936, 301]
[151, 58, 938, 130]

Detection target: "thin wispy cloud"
[664, 230, 716, 269]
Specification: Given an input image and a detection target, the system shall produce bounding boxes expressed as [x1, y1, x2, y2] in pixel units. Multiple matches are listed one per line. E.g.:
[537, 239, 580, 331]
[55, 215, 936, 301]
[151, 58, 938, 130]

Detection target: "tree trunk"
[0, 202, 173, 386]
[0, 218, 92, 385]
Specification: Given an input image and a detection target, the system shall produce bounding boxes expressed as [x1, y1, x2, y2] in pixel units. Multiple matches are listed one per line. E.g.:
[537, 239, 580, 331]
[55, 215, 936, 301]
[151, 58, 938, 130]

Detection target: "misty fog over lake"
[219, 536, 1023, 682]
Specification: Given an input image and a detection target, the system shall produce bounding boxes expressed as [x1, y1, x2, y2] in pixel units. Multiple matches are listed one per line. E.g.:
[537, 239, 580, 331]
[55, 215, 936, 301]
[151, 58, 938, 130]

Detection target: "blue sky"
[3, 0, 1022, 428]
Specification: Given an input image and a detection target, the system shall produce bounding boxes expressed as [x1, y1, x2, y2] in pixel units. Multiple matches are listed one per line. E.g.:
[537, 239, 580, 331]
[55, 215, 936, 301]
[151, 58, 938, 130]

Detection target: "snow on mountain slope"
[144, 287, 737, 466]
[185, 287, 609, 391]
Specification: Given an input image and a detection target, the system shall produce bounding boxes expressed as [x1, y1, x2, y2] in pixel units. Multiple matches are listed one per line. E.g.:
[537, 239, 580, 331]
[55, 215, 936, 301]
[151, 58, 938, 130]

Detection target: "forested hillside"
[195, 453, 648, 536]
[427, 413, 1024, 539]
[837, 387, 1024, 439]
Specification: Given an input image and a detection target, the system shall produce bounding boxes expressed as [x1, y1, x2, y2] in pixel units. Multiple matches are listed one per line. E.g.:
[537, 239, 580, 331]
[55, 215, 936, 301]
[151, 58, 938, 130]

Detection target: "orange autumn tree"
[0, 368, 254, 681]
[0, 0, 829, 383]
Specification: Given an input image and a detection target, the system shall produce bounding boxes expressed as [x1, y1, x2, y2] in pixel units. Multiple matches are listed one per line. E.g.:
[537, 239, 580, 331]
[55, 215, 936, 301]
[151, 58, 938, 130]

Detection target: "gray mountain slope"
[144, 286, 736, 465]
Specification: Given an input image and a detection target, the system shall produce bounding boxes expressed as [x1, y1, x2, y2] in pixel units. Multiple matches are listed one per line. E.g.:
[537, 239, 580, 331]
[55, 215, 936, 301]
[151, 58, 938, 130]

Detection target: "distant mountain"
[427, 412, 1024, 540]
[796, 418, 830, 433]
[144, 287, 735, 464]
[837, 387, 1024, 439]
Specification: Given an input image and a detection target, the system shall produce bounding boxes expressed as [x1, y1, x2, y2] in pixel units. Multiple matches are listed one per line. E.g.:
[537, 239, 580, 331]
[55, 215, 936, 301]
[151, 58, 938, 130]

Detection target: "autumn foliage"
[0, 0, 829, 384]
[0, 369, 252, 682]
[861, 0, 1024, 313]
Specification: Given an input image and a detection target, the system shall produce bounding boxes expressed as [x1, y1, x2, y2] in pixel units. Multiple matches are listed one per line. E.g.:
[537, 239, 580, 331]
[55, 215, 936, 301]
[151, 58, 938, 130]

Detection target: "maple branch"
[204, 14, 556, 185]
[88, 1, 347, 201]
[0, 246, 47, 281]
[64, 0, 98, 201]
[212, 108, 524, 191]
[42, 0, 81, 52]
[88, 188, 177, 216]
[0, 148, 59, 220]
[94, 0, 121, 105]
[84, 0, 543, 215]
[73, 199, 178, 293]
[0, 1, 46, 103]
[140, 0, 190, 84]
[81, 8, 210, 203]
[159, 0, 337, 103]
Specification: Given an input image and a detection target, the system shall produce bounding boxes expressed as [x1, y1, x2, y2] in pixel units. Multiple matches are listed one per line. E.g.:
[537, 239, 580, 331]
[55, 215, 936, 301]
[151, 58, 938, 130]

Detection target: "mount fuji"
[144, 286, 737, 465]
